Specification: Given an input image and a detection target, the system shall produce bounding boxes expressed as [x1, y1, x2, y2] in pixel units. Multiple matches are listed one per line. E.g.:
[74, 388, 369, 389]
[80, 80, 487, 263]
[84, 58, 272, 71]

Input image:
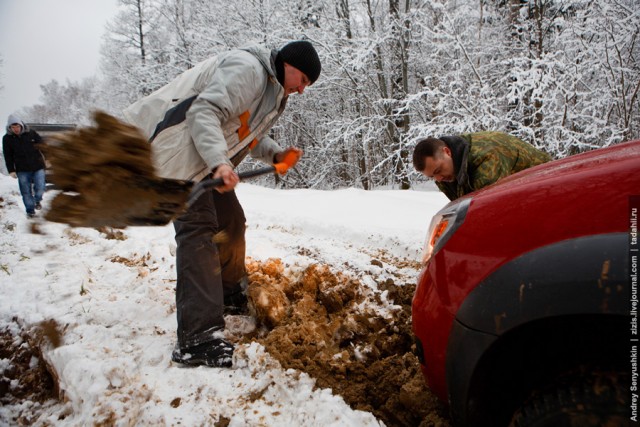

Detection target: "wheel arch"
[458, 314, 628, 426]
[446, 232, 630, 426]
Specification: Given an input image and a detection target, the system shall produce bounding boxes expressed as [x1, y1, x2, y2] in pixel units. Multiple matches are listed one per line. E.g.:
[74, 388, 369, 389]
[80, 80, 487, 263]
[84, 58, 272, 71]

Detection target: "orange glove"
[274, 148, 303, 175]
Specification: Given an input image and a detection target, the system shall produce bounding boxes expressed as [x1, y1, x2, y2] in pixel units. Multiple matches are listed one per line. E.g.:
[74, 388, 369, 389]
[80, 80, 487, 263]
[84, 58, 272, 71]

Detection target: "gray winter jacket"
[123, 45, 286, 181]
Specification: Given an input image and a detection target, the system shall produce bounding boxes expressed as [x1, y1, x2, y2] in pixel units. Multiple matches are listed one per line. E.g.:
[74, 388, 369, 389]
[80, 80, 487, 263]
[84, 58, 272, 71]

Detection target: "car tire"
[509, 370, 629, 427]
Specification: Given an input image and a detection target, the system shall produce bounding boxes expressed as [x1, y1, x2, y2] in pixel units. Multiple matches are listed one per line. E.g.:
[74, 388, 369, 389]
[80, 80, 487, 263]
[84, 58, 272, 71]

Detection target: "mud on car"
[412, 140, 639, 426]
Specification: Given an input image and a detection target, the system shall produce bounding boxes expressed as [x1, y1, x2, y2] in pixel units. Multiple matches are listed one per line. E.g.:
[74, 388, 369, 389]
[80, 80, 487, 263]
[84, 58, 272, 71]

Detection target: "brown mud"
[0, 319, 59, 425]
[238, 258, 450, 427]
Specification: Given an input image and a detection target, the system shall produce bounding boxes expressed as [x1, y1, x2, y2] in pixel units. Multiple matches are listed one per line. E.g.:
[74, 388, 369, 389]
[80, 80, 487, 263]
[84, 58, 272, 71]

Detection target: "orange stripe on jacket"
[238, 111, 258, 149]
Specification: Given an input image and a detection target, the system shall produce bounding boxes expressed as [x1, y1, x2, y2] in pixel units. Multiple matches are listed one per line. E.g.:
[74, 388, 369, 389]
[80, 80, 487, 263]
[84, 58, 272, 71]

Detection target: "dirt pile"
[241, 258, 450, 427]
[0, 258, 450, 426]
[0, 319, 58, 425]
[0, 238, 449, 426]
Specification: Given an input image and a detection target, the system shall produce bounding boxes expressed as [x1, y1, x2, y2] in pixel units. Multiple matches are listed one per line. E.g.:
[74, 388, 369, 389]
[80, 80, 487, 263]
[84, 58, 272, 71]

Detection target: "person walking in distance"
[3, 115, 47, 218]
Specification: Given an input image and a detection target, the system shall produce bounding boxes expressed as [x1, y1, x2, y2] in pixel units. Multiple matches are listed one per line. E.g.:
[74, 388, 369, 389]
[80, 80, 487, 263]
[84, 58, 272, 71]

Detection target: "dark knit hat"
[277, 40, 321, 84]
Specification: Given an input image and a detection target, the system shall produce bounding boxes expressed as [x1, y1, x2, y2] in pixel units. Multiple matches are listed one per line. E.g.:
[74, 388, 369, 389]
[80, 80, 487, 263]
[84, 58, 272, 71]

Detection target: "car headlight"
[422, 198, 471, 264]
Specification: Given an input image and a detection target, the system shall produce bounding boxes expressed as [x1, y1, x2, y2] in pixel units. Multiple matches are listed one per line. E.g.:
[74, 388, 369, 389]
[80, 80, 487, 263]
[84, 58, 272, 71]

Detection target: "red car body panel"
[412, 139, 640, 403]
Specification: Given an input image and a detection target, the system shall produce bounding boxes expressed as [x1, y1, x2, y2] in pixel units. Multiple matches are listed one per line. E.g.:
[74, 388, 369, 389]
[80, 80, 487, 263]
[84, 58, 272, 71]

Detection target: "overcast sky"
[0, 0, 120, 126]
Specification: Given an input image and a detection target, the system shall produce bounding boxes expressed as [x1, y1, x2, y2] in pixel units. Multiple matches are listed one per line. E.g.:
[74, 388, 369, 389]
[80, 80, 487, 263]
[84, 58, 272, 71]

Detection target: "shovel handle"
[187, 162, 290, 208]
[200, 165, 275, 189]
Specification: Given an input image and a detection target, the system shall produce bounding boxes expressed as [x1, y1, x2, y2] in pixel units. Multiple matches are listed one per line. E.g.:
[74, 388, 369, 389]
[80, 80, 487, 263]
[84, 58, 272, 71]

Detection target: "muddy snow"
[0, 173, 451, 426]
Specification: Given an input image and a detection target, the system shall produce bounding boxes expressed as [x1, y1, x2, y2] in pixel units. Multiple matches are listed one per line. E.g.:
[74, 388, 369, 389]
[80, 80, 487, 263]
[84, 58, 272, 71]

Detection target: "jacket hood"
[440, 135, 470, 183]
[6, 114, 26, 135]
[240, 45, 278, 81]
[436, 135, 470, 199]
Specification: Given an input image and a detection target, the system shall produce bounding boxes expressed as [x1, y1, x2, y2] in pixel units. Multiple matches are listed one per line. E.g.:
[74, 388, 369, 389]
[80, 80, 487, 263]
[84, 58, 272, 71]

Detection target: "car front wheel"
[509, 370, 629, 427]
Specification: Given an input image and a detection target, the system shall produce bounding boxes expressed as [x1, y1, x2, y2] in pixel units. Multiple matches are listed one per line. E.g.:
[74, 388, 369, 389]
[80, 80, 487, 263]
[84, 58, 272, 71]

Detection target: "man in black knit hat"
[123, 40, 322, 368]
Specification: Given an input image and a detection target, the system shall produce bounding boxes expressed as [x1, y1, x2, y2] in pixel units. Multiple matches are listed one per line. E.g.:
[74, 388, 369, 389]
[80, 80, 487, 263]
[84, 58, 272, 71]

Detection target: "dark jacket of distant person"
[3, 114, 46, 173]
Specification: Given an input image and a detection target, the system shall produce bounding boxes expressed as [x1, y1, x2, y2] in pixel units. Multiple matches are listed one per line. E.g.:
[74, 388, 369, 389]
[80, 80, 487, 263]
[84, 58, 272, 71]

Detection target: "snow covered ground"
[0, 173, 448, 426]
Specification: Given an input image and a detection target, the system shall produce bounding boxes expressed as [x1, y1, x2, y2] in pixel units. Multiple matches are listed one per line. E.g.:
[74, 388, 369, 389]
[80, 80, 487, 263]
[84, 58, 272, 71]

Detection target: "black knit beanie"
[276, 40, 321, 85]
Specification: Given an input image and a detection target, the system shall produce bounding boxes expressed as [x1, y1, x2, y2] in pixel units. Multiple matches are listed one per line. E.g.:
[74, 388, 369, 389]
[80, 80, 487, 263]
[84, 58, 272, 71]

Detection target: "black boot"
[223, 276, 249, 315]
[223, 291, 249, 315]
[171, 338, 234, 367]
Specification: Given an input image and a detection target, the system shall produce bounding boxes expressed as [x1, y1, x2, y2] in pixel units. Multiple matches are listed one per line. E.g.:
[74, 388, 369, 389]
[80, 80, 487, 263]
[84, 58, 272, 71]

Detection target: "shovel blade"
[45, 176, 193, 228]
[43, 111, 196, 228]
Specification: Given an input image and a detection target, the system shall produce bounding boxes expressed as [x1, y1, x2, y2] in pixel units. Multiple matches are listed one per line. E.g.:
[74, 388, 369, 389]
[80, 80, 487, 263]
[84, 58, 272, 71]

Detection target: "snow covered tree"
[21, 78, 102, 125]
[101, 0, 172, 109]
[89, 0, 640, 189]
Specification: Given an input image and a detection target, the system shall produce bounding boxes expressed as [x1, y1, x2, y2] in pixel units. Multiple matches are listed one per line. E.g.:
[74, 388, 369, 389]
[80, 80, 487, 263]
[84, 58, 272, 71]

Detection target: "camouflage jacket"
[436, 131, 551, 201]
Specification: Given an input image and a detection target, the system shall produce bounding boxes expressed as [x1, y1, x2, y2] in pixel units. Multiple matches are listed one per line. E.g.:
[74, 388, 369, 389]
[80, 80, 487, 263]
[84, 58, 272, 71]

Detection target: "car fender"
[457, 232, 628, 333]
[446, 232, 629, 426]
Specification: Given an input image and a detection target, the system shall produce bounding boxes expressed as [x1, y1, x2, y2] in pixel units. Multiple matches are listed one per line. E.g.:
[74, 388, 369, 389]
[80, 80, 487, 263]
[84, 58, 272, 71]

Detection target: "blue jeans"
[17, 169, 46, 214]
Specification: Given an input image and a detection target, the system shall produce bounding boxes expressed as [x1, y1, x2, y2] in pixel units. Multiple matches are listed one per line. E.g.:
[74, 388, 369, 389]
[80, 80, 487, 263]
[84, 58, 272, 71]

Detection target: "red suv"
[412, 140, 639, 426]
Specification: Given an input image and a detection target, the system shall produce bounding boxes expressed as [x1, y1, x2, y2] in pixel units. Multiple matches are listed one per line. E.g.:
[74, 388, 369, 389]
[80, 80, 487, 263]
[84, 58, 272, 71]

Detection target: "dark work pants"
[173, 188, 247, 349]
